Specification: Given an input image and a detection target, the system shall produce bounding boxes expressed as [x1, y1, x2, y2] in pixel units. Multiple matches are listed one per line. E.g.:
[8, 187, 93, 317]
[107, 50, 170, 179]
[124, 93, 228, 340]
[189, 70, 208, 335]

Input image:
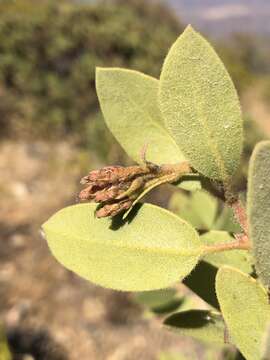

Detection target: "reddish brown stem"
[231, 199, 249, 235]
[204, 195, 251, 254]
[203, 233, 251, 255]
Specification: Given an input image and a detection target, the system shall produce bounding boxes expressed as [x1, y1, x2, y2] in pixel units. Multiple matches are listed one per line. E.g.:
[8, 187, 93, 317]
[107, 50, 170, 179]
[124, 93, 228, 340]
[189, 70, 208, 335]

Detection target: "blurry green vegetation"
[0, 0, 182, 145]
[262, 76, 270, 104]
[134, 289, 184, 315]
[217, 34, 270, 94]
[0, 324, 11, 360]
[0, 0, 269, 168]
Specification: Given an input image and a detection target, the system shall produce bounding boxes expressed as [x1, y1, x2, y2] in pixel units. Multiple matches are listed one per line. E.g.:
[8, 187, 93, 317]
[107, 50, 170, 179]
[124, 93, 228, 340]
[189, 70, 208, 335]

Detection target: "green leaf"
[216, 266, 270, 360]
[164, 310, 225, 346]
[247, 141, 270, 286]
[202, 231, 253, 273]
[213, 206, 241, 233]
[135, 289, 176, 308]
[96, 67, 184, 165]
[169, 190, 218, 230]
[159, 25, 243, 180]
[261, 322, 270, 360]
[42, 203, 203, 291]
[96, 67, 200, 191]
[134, 289, 184, 314]
[183, 261, 219, 309]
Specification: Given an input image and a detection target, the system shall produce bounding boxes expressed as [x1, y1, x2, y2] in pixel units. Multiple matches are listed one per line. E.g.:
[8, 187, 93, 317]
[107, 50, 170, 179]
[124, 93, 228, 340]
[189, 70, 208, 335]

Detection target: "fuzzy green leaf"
[135, 289, 177, 308]
[134, 289, 183, 314]
[164, 310, 225, 346]
[261, 322, 270, 360]
[169, 190, 218, 230]
[42, 203, 203, 291]
[202, 231, 253, 273]
[96, 67, 200, 191]
[216, 266, 270, 360]
[213, 206, 241, 233]
[96, 67, 184, 165]
[159, 26, 243, 180]
[247, 141, 270, 286]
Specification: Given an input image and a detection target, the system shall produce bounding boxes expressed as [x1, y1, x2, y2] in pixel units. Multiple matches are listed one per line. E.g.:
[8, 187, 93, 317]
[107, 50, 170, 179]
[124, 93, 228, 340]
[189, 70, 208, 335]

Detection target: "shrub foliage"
[0, 0, 182, 139]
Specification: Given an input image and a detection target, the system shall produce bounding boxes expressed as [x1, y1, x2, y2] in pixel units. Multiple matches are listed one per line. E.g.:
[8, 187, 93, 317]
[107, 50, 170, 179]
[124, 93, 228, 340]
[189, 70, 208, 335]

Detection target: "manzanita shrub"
[42, 26, 270, 359]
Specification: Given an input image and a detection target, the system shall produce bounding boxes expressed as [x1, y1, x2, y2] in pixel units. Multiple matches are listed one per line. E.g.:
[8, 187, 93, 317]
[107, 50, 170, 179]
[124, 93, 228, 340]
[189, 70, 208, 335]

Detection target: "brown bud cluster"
[79, 164, 160, 218]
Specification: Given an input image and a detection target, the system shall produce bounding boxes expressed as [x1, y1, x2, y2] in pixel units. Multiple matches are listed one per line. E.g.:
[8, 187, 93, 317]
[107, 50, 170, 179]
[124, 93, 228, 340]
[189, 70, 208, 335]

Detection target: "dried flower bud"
[94, 184, 130, 202]
[78, 184, 104, 200]
[79, 163, 157, 217]
[81, 165, 152, 185]
[79, 160, 192, 218]
[95, 199, 133, 218]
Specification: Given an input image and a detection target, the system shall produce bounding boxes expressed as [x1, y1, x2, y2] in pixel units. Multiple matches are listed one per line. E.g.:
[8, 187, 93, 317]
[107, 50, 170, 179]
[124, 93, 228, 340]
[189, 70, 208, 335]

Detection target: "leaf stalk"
[203, 233, 251, 255]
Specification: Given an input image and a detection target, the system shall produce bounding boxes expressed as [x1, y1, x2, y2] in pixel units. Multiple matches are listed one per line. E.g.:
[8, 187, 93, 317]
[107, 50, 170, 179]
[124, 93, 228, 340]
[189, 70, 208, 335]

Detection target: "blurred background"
[0, 0, 269, 359]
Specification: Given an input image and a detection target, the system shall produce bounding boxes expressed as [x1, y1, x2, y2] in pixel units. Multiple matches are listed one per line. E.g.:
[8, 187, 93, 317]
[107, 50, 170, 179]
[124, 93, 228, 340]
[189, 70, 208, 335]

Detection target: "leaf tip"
[185, 24, 195, 32]
[39, 226, 46, 240]
[182, 24, 199, 39]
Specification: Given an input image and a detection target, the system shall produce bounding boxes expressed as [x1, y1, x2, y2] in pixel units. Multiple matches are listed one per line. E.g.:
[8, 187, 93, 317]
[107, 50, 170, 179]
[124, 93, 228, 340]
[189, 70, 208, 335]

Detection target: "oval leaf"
[135, 289, 176, 308]
[42, 203, 203, 291]
[248, 141, 270, 286]
[96, 67, 185, 165]
[216, 266, 270, 360]
[134, 289, 183, 314]
[159, 26, 243, 180]
[202, 231, 253, 273]
[169, 190, 218, 230]
[164, 310, 225, 346]
[96, 67, 200, 191]
[213, 206, 241, 233]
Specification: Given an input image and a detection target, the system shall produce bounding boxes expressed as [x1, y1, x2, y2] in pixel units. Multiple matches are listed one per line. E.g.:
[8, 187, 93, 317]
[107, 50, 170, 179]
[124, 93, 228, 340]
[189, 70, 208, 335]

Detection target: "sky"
[166, 0, 270, 36]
